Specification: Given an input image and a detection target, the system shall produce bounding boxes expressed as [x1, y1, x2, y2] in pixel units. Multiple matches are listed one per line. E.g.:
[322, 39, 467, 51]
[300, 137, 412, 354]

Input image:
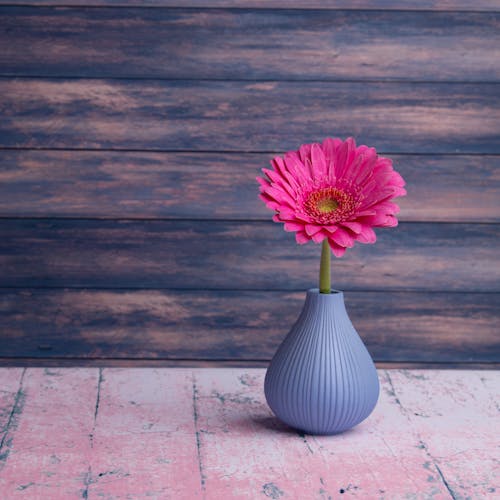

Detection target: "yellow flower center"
[303, 186, 357, 223]
[317, 197, 338, 213]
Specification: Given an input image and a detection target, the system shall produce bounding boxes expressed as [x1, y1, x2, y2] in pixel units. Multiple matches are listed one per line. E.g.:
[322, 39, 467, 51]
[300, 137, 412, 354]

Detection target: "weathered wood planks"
[195, 368, 498, 498]
[386, 370, 500, 499]
[0, 219, 498, 291]
[0, 368, 98, 498]
[0, 151, 498, 222]
[1, 8, 499, 81]
[0, 290, 498, 363]
[0, 0, 498, 367]
[1, 79, 499, 153]
[87, 368, 203, 498]
[0, 1, 499, 11]
[0, 367, 24, 473]
[0, 368, 498, 498]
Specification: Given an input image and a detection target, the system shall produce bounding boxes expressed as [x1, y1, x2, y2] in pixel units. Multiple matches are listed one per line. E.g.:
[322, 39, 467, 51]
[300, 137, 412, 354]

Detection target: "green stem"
[319, 239, 331, 294]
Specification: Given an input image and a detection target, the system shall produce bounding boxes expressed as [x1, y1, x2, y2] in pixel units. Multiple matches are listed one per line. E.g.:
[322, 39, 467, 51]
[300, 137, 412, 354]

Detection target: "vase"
[264, 288, 379, 435]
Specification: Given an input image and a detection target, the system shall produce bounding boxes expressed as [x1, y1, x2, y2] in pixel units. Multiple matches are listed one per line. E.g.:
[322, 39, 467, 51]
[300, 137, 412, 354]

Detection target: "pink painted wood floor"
[0, 369, 498, 499]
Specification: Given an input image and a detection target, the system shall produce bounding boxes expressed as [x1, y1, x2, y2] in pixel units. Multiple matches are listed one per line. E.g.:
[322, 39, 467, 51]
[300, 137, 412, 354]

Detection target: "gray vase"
[264, 288, 379, 435]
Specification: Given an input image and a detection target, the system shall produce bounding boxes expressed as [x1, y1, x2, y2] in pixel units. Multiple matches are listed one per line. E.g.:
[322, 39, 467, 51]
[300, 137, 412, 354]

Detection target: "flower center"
[303, 187, 357, 223]
[316, 197, 338, 214]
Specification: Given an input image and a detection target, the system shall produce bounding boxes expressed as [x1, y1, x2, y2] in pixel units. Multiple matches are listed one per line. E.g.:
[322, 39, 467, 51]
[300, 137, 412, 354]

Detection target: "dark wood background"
[0, 1, 499, 367]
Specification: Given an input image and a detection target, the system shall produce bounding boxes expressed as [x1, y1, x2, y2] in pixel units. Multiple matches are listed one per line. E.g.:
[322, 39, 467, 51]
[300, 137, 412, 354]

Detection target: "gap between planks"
[0, 3, 498, 13]
[1, 359, 499, 369]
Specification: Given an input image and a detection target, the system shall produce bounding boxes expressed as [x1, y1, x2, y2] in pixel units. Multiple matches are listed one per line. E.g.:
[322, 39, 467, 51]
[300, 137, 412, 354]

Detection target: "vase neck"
[302, 288, 346, 315]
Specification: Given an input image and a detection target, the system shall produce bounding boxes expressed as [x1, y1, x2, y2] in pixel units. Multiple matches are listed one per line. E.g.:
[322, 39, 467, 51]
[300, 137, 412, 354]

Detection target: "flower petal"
[334, 137, 356, 180]
[331, 227, 355, 248]
[328, 239, 347, 257]
[271, 155, 287, 178]
[295, 231, 310, 244]
[284, 222, 305, 232]
[256, 176, 271, 190]
[311, 143, 327, 179]
[263, 186, 296, 207]
[383, 215, 398, 227]
[284, 152, 310, 185]
[341, 221, 362, 234]
[258, 194, 280, 210]
[357, 226, 377, 244]
[311, 230, 327, 243]
[277, 209, 297, 220]
[305, 224, 322, 236]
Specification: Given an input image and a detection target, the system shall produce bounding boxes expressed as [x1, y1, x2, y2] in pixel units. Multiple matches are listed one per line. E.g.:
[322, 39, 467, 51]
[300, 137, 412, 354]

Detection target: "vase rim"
[307, 288, 343, 295]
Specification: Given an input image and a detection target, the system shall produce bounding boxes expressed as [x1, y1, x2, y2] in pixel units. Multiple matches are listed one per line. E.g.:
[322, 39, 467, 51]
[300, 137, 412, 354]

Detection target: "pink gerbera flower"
[257, 137, 406, 258]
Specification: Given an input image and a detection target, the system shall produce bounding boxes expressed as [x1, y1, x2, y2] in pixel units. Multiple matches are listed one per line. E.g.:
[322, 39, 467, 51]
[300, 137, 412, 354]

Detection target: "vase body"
[264, 289, 379, 435]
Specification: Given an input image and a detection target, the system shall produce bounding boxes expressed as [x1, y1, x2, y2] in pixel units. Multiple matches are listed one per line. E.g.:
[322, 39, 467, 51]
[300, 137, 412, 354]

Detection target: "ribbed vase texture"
[264, 289, 379, 435]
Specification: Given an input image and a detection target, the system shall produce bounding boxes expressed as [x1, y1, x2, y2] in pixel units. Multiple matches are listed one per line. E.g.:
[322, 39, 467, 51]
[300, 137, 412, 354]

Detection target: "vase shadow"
[250, 415, 299, 435]
[249, 414, 362, 438]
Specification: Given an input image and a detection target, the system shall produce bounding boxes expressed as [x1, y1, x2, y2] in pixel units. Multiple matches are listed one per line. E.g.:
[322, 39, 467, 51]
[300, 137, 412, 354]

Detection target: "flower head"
[257, 137, 406, 257]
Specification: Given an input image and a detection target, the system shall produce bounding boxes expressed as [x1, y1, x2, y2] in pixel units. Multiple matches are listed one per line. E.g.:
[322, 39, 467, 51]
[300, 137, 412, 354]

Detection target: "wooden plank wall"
[0, 1, 499, 367]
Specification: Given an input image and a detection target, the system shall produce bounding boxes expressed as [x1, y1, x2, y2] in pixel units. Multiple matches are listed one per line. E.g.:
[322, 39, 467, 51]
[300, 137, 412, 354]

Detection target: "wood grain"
[1, 8, 499, 81]
[0, 1, 498, 11]
[0, 150, 498, 222]
[194, 369, 499, 498]
[0, 368, 99, 498]
[0, 368, 498, 498]
[1, 220, 499, 291]
[87, 369, 203, 498]
[0, 367, 24, 473]
[388, 370, 499, 498]
[0, 289, 498, 363]
[1, 359, 499, 369]
[1, 79, 499, 153]
[0, 0, 499, 369]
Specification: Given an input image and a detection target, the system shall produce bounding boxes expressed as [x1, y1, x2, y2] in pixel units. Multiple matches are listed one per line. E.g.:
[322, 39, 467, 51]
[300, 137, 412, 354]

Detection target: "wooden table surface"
[0, 368, 497, 499]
